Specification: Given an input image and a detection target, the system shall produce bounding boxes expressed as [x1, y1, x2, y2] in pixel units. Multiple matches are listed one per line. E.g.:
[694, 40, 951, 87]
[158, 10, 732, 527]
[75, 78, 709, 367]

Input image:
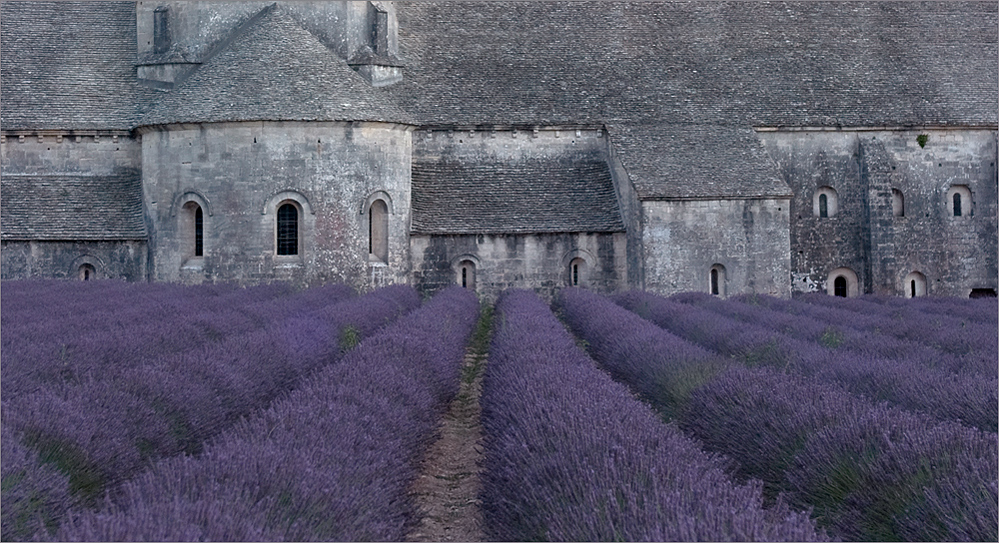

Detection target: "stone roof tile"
[412, 156, 625, 234]
[608, 124, 792, 199]
[0, 1, 157, 131]
[1, 175, 147, 240]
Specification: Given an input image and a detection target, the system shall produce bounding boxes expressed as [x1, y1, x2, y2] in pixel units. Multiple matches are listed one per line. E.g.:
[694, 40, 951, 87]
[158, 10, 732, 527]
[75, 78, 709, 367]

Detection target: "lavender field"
[2, 280, 996, 541]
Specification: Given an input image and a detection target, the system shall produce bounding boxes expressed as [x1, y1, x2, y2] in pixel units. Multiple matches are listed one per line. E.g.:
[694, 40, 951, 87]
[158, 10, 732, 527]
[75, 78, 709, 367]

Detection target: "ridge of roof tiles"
[138, 3, 413, 127]
[411, 155, 625, 234]
[0, 1, 159, 131]
[1, 175, 147, 241]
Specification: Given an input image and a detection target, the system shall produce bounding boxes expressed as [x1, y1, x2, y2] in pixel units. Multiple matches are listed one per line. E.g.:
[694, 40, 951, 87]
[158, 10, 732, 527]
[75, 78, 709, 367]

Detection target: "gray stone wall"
[641, 198, 792, 297]
[141, 121, 413, 290]
[1, 240, 147, 281]
[411, 232, 628, 301]
[414, 126, 610, 163]
[1, 132, 140, 176]
[759, 129, 998, 297]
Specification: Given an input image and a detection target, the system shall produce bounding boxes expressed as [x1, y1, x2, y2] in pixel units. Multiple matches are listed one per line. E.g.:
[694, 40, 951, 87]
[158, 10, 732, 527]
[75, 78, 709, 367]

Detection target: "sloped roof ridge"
[139, 3, 412, 127]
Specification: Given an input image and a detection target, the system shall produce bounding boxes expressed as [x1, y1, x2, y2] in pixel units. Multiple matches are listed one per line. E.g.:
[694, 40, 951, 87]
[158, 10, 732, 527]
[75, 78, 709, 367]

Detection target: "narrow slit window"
[819, 194, 828, 218]
[568, 257, 586, 287]
[277, 203, 299, 256]
[709, 264, 726, 296]
[458, 260, 476, 290]
[368, 199, 388, 262]
[79, 264, 96, 281]
[904, 271, 926, 298]
[953, 193, 962, 216]
[892, 189, 904, 217]
[194, 206, 203, 257]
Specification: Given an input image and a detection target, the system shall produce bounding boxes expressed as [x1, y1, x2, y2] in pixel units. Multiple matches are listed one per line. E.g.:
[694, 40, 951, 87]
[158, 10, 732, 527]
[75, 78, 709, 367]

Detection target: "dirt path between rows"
[406, 311, 490, 542]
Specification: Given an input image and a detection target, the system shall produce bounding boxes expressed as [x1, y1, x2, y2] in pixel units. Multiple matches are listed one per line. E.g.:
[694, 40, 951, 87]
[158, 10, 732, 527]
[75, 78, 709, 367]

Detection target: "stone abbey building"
[2, 1, 997, 300]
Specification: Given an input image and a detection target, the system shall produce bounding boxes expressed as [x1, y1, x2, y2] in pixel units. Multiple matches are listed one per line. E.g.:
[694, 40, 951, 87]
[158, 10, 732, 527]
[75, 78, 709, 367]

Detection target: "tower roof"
[139, 4, 412, 127]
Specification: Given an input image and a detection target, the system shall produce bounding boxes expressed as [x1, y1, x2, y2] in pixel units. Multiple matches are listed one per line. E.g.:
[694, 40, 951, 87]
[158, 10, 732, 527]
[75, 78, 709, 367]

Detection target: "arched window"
[826, 267, 858, 298]
[194, 206, 204, 257]
[834, 276, 847, 297]
[709, 264, 726, 296]
[79, 264, 96, 281]
[946, 185, 972, 218]
[458, 260, 476, 290]
[368, 199, 388, 263]
[813, 186, 838, 218]
[892, 189, 904, 217]
[179, 201, 205, 263]
[277, 202, 299, 256]
[903, 271, 926, 298]
[569, 258, 586, 287]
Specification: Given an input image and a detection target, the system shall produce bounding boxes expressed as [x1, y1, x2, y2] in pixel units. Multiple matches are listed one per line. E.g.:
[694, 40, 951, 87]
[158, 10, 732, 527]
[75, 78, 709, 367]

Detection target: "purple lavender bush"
[554, 287, 728, 420]
[773, 292, 997, 370]
[482, 289, 825, 542]
[617, 290, 997, 432]
[681, 365, 868, 494]
[786, 404, 998, 541]
[563, 288, 997, 541]
[2, 282, 352, 397]
[1, 426, 75, 542]
[686, 367, 998, 541]
[3, 284, 419, 540]
[55, 286, 480, 542]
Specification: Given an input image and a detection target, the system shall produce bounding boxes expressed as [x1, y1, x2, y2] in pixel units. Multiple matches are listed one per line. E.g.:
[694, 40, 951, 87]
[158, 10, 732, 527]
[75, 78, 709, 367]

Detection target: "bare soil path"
[406, 305, 491, 542]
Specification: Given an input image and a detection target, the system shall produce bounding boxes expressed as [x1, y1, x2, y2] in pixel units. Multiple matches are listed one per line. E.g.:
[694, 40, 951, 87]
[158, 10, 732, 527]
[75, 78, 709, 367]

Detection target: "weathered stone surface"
[759, 129, 998, 297]
[140, 121, 413, 289]
[641, 198, 792, 297]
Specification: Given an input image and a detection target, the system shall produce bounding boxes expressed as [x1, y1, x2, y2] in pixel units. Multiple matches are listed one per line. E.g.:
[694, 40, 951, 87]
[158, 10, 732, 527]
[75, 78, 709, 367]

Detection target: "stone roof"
[608, 124, 791, 199]
[412, 156, 625, 234]
[0, 1, 158, 131]
[139, 3, 412, 127]
[391, 1, 998, 128]
[1, 175, 147, 241]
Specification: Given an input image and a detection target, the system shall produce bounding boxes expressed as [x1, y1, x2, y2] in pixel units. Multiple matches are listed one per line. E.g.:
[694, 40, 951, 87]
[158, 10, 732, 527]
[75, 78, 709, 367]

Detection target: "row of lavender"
[800, 289, 998, 326]
[3, 281, 349, 397]
[52, 286, 480, 541]
[1, 281, 422, 541]
[555, 288, 998, 541]
[619, 290, 996, 432]
[711, 291, 997, 375]
[481, 290, 826, 541]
